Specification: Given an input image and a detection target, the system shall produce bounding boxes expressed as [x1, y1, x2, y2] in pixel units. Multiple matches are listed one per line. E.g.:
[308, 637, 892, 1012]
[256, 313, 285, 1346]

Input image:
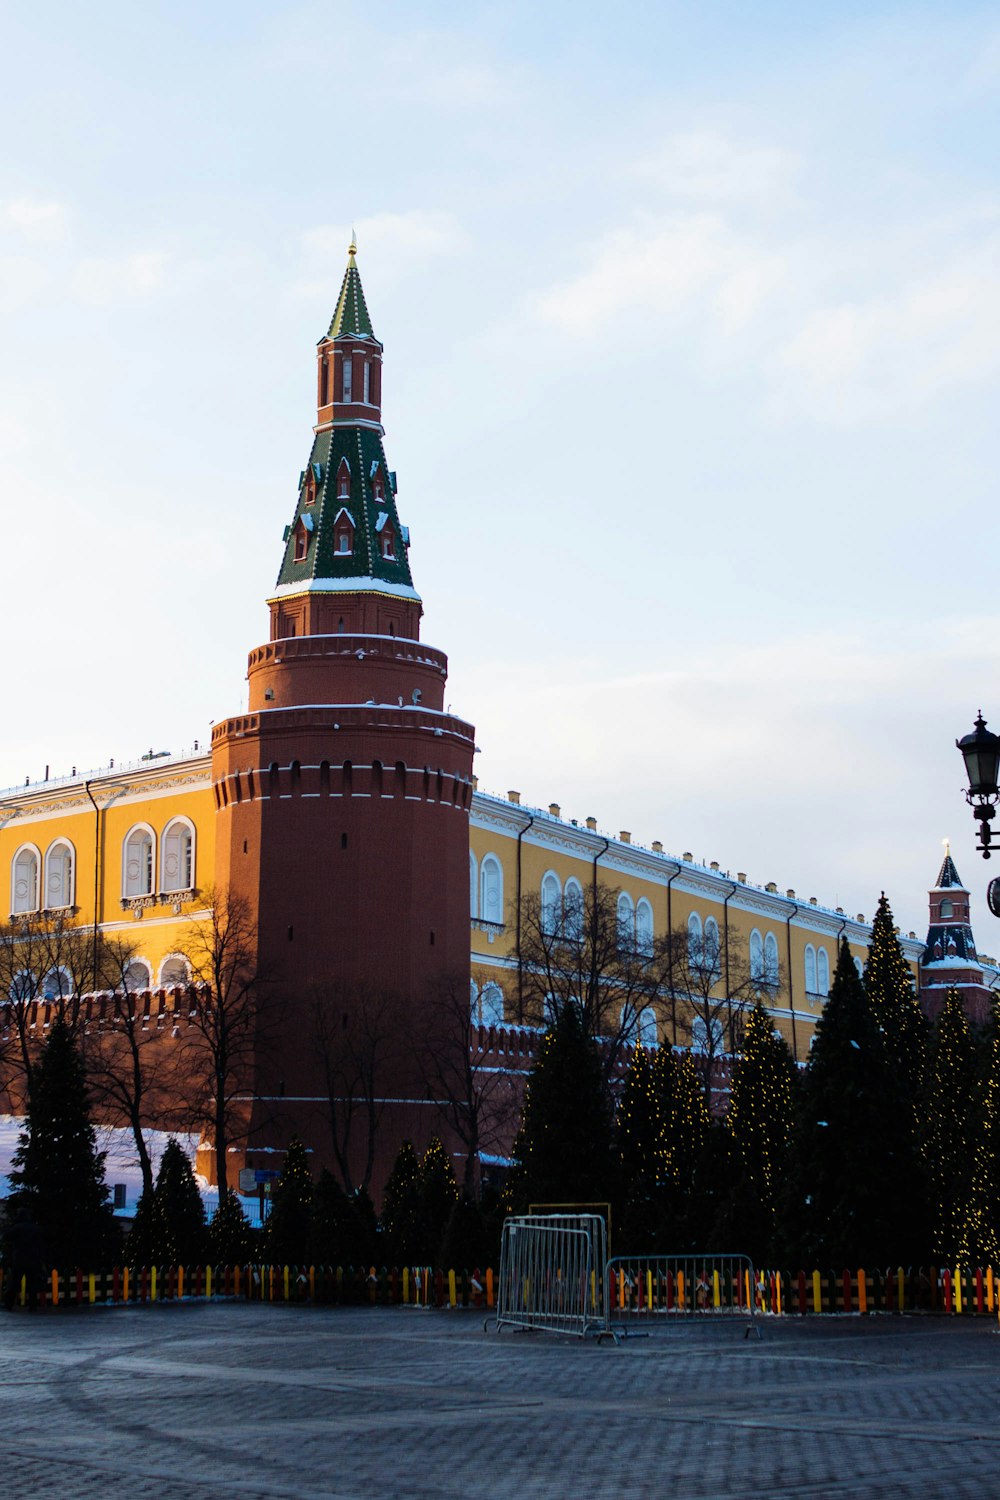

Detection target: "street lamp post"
[956, 712, 1000, 859]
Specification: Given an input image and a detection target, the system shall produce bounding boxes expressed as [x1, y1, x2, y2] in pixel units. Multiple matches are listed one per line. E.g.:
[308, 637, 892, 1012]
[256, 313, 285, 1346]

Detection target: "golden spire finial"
[943, 836, 951, 857]
[348, 227, 357, 262]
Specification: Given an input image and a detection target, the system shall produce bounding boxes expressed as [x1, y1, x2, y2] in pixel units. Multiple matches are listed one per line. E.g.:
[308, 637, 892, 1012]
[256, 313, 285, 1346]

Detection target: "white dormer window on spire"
[382, 532, 395, 560]
[337, 459, 351, 499]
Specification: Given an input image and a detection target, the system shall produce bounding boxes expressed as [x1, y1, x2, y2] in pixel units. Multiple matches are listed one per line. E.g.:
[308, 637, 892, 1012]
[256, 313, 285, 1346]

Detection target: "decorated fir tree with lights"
[379, 1140, 423, 1263]
[662, 1049, 710, 1200]
[309, 1170, 376, 1268]
[790, 938, 918, 1267]
[9, 1018, 116, 1268]
[727, 1004, 798, 1225]
[418, 1137, 458, 1263]
[618, 1041, 666, 1248]
[264, 1136, 315, 1266]
[508, 1001, 615, 1214]
[967, 1031, 1000, 1269]
[209, 1189, 256, 1266]
[864, 892, 927, 1124]
[153, 1138, 207, 1265]
[923, 989, 977, 1265]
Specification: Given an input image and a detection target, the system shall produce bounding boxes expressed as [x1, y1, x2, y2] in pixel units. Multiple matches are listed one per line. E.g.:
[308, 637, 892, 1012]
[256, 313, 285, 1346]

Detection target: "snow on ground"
[0, 1114, 264, 1225]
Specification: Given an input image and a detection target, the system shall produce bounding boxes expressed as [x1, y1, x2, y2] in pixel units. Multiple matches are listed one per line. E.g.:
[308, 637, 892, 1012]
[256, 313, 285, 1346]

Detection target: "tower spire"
[268, 246, 420, 643]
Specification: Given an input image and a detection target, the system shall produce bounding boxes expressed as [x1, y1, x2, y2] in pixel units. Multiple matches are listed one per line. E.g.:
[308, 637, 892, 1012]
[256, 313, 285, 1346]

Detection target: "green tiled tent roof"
[275, 424, 414, 593]
[326, 246, 376, 341]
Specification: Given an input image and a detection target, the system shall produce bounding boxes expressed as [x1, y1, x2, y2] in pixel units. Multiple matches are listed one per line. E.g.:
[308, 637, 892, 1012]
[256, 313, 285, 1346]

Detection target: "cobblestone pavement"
[3, 1306, 1000, 1499]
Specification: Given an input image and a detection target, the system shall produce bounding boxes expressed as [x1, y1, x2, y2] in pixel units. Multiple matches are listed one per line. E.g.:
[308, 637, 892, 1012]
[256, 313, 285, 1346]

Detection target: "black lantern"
[957, 713, 1000, 802]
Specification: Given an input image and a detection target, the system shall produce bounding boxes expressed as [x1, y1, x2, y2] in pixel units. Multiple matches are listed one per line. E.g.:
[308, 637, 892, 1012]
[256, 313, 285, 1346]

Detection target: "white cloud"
[633, 130, 800, 203]
[4, 197, 67, 242]
[0, 254, 50, 312]
[70, 251, 171, 305]
[772, 243, 1000, 422]
[536, 213, 786, 339]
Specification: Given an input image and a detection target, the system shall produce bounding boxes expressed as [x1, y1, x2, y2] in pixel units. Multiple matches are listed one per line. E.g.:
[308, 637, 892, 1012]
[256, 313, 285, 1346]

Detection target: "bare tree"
[417, 973, 521, 1197]
[663, 922, 780, 1100]
[516, 884, 675, 1082]
[0, 913, 102, 1105]
[309, 978, 403, 1194]
[81, 935, 180, 1200]
[181, 887, 266, 1200]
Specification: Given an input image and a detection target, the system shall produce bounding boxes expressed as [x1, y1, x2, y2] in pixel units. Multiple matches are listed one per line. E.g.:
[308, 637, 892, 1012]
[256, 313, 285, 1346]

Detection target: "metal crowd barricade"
[605, 1253, 761, 1339]
[495, 1214, 611, 1339]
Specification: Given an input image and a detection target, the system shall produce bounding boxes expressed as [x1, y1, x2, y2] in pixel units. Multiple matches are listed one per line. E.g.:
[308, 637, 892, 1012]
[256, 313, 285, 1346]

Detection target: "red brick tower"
[211, 243, 476, 1182]
[919, 845, 993, 1023]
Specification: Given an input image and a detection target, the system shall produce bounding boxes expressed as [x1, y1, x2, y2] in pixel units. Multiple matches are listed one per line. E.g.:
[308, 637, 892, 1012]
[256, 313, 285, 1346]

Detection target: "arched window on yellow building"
[123, 826, 155, 899]
[44, 840, 74, 910]
[11, 845, 40, 914]
[161, 818, 195, 893]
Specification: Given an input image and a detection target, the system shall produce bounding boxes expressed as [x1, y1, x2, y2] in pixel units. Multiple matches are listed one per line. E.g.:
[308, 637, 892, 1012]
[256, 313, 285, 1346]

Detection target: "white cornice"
[268, 577, 421, 603]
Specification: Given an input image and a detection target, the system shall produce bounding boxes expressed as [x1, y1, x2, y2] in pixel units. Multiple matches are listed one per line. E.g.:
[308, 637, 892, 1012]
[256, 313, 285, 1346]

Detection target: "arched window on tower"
[940, 898, 954, 919]
[333, 507, 355, 556]
[341, 355, 353, 402]
[11, 846, 40, 914]
[44, 840, 74, 910]
[161, 819, 195, 894]
[123, 827, 154, 899]
[481, 855, 504, 925]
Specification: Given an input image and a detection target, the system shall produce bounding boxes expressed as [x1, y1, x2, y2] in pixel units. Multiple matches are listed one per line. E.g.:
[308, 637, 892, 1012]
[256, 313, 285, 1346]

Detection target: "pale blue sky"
[2, 1, 999, 941]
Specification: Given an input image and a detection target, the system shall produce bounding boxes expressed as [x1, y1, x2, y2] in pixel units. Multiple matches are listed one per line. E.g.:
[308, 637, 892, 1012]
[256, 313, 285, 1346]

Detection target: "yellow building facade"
[1, 743, 952, 1066]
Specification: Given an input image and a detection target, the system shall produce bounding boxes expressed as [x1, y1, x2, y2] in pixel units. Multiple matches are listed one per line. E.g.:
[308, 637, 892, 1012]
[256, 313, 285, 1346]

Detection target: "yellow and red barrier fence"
[2, 1261, 998, 1317]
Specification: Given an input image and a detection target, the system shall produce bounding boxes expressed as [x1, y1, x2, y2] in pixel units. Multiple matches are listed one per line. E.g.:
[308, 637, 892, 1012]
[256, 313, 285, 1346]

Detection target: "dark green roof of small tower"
[326, 242, 376, 341]
[934, 850, 965, 890]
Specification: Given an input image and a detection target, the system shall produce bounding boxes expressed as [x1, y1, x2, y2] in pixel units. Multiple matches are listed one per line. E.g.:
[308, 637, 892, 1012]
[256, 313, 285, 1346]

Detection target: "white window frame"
[11, 843, 41, 915]
[480, 854, 504, 925]
[703, 915, 721, 977]
[617, 891, 635, 951]
[636, 898, 654, 957]
[122, 825, 156, 899]
[749, 928, 764, 981]
[44, 839, 75, 911]
[160, 817, 196, 894]
[469, 853, 479, 919]
[158, 954, 190, 988]
[563, 877, 584, 942]
[541, 871, 562, 936]
[764, 932, 780, 986]
[817, 946, 830, 995]
[804, 943, 817, 994]
[481, 982, 504, 1028]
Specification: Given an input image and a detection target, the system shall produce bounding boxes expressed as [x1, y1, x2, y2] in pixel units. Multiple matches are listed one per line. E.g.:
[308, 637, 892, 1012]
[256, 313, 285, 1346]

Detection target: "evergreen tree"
[968, 1030, 1000, 1268]
[508, 1002, 615, 1214]
[154, 1139, 207, 1265]
[724, 1004, 797, 1260]
[438, 1196, 489, 1271]
[310, 1171, 376, 1267]
[379, 1140, 423, 1263]
[864, 892, 927, 1125]
[9, 1019, 116, 1268]
[264, 1137, 314, 1266]
[790, 938, 916, 1267]
[209, 1189, 256, 1266]
[126, 1186, 176, 1269]
[662, 1050, 710, 1202]
[618, 1042, 665, 1248]
[418, 1137, 458, 1263]
[924, 989, 977, 1264]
